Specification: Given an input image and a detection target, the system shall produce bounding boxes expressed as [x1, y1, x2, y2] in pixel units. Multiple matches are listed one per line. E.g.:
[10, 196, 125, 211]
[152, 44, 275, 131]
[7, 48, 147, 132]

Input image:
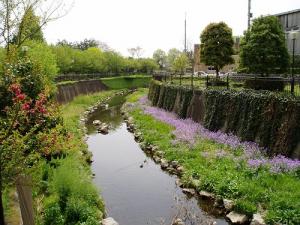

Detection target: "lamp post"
[291, 31, 299, 94]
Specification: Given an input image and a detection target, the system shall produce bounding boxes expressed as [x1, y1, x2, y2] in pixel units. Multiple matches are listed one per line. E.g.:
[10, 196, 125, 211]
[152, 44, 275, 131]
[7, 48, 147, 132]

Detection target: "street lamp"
[291, 31, 299, 94]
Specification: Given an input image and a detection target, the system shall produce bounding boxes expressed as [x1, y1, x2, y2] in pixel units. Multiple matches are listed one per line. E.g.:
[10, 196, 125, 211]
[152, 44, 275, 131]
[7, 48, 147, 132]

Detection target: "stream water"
[86, 95, 228, 225]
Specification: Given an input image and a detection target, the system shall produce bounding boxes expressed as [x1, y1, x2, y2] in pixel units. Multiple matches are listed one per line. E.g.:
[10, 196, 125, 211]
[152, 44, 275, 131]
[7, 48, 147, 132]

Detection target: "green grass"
[36, 91, 119, 225]
[126, 89, 300, 225]
[61, 91, 116, 135]
[100, 76, 151, 89]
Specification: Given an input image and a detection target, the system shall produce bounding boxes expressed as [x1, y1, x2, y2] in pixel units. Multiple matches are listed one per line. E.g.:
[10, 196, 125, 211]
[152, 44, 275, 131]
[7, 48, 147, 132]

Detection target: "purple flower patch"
[138, 96, 300, 174]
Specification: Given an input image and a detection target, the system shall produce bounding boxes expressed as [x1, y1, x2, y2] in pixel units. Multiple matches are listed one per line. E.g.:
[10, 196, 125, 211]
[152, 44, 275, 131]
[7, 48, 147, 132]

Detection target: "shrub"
[65, 197, 99, 225]
[43, 196, 65, 225]
[244, 78, 285, 91]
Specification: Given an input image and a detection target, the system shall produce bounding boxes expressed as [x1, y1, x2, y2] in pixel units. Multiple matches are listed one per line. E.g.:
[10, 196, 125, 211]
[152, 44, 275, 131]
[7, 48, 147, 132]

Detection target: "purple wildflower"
[137, 96, 300, 174]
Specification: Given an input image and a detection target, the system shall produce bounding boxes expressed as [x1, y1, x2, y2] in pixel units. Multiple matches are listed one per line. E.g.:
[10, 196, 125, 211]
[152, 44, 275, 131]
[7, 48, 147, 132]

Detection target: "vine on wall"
[148, 81, 300, 158]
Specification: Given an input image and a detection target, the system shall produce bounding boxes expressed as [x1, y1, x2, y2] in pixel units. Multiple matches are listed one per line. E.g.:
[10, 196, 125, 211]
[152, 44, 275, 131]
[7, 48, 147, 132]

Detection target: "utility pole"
[248, 0, 252, 30]
[184, 12, 187, 53]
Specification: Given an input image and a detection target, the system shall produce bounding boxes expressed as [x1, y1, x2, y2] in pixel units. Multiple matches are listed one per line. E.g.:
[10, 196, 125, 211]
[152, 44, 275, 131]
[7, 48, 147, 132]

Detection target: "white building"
[275, 9, 300, 55]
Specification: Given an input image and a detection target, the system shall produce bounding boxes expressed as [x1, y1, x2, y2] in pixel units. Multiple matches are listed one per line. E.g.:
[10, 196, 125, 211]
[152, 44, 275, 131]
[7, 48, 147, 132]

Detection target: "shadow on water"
[86, 95, 228, 225]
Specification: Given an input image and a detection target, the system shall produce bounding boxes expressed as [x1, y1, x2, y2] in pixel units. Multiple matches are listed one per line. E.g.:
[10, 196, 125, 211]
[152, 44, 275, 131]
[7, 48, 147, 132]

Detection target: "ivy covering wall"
[148, 81, 300, 158]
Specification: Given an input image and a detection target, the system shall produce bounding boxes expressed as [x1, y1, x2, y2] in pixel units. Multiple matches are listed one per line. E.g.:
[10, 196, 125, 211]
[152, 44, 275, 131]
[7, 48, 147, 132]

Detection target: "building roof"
[274, 9, 300, 17]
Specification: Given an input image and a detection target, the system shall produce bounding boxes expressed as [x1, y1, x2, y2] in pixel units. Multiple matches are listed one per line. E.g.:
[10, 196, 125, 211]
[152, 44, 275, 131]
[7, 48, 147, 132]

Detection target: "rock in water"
[93, 120, 101, 126]
[172, 218, 185, 225]
[226, 211, 248, 224]
[182, 188, 196, 196]
[102, 217, 119, 225]
[98, 123, 109, 134]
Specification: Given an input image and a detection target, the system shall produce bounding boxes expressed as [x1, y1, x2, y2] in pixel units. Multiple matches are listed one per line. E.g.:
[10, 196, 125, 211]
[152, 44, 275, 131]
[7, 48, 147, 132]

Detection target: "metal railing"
[153, 73, 300, 97]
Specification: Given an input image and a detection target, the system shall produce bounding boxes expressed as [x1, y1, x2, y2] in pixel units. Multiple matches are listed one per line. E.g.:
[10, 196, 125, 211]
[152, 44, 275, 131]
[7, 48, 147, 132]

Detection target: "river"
[85, 94, 228, 225]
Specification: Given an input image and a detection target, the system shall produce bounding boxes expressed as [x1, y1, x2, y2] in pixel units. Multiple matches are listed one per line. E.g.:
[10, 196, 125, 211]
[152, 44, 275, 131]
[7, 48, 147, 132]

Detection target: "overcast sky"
[44, 0, 300, 57]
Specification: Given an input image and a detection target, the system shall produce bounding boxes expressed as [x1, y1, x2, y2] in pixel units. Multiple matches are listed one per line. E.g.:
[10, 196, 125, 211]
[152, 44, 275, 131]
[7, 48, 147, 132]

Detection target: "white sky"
[44, 0, 300, 57]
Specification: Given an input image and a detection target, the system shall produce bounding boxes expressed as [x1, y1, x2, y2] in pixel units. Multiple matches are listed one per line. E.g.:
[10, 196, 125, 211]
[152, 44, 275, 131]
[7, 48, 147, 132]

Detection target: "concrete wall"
[56, 80, 108, 104]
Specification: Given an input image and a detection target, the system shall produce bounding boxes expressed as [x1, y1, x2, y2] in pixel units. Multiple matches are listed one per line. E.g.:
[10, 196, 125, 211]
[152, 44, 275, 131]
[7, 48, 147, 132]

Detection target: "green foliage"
[239, 16, 289, 75]
[200, 22, 234, 76]
[172, 53, 189, 74]
[52, 43, 158, 75]
[43, 156, 103, 225]
[12, 6, 44, 46]
[138, 58, 159, 73]
[25, 41, 58, 85]
[167, 48, 181, 69]
[126, 90, 300, 224]
[101, 76, 151, 89]
[153, 49, 167, 69]
[103, 51, 124, 74]
[57, 39, 99, 51]
[148, 81, 300, 157]
[244, 78, 285, 91]
[43, 196, 65, 225]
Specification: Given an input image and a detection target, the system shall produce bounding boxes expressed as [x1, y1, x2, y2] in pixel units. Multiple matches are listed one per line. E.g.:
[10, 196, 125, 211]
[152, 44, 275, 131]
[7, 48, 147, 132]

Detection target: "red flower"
[22, 102, 31, 111]
[9, 84, 21, 95]
[16, 94, 26, 101]
[39, 107, 47, 114]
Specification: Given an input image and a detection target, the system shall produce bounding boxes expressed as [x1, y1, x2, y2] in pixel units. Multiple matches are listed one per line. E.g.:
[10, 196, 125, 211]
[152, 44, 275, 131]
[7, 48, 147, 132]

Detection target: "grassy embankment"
[126, 89, 300, 225]
[4, 91, 118, 225]
[57, 74, 151, 89]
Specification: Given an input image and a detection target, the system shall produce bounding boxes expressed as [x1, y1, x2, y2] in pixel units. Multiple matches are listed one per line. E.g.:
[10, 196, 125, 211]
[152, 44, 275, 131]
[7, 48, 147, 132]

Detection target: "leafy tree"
[173, 53, 189, 85]
[25, 41, 58, 87]
[138, 58, 159, 74]
[239, 16, 289, 75]
[74, 39, 99, 51]
[153, 49, 167, 70]
[200, 22, 234, 78]
[173, 53, 189, 73]
[0, 0, 67, 54]
[12, 6, 44, 46]
[51, 45, 75, 74]
[167, 48, 181, 69]
[103, 51, 124, 75]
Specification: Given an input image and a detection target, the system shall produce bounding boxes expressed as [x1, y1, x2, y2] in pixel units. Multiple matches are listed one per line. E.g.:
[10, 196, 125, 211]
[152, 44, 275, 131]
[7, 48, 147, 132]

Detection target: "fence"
[153, 73, 300, 97]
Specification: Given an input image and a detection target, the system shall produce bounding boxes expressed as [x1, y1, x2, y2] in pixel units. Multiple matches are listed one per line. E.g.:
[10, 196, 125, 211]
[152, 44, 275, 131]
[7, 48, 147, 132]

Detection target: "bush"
[43, 196, 65, 225]
[245, 78, 285, 91]
[25, 41, 58, 87]
[65, 197, 99, 225]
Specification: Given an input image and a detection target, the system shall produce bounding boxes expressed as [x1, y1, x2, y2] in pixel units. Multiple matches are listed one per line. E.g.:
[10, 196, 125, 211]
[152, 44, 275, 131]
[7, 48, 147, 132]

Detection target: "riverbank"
[124, 89, 300, 225]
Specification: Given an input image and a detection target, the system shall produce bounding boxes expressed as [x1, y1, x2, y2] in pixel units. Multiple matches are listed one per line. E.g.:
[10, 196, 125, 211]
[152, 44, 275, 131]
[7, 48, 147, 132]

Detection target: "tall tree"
[239, 16, 289, 76]
[153, 49, 167, 70]
[13, 6, 44, 45]
[167, 48, 181, 69]
[173, 53, 189, 85]
[200, 22, 234, 78]
[0, 0, 69, 54]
